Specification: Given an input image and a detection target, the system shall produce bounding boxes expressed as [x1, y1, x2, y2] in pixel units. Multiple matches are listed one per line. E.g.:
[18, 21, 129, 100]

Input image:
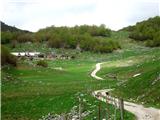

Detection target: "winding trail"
[91, 63, 160, 120]
[91, 63, 104, 80]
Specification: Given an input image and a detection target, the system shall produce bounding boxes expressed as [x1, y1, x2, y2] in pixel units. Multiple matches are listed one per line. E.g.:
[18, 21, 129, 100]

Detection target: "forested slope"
[122, 16, 160, 47]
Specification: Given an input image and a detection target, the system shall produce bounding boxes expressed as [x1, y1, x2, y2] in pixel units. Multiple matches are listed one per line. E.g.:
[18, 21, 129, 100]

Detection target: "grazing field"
[2, 58, 135, 119]
[2, 31, 160, 120]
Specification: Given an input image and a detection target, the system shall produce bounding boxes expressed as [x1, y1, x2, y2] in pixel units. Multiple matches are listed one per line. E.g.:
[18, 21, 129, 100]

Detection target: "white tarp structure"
[11, 52, 40, 57]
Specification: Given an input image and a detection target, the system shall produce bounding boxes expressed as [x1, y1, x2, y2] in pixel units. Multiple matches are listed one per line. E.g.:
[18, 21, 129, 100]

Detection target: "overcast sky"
[0, 0, 160, 32]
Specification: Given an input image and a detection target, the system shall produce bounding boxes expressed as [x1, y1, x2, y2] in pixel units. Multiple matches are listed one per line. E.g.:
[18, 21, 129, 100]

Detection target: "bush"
[1, 32, 13, 44]
[17, 33, 34, 43]
[128, 16, 160, 47]
[35, 25, 118, 53]
[129, 32, 150, 41]
[37, 60, 48, 67]
[48, 34, 64, 48]
[1, 45, 17, 66]
[146, 33, 160, 47]
[37, 25, 111, 48]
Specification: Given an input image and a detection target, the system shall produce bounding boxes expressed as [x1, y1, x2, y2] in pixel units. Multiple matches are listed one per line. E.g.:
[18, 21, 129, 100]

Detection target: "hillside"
[122, 16, 160, 47]
[1, 21, 30, 33]
[35, 25, 121, 53]
[1, 17, 160, 120]
[1, 21, 32, 44]
[1, 21, 20, 32]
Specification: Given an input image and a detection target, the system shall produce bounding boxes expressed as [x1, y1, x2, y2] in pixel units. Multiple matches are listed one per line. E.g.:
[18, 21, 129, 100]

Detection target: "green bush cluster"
[1, 45, 17, 66]
[1, 32, 14, 44]
[79, 35, 120, 53]
[36, 60, 48, 67]
[145, 31, 160, 47]
[1, 23, 120, 53]
[128, 16, 160, 47]
[1, 31, 34, 44]
[35, 25, 120, 53]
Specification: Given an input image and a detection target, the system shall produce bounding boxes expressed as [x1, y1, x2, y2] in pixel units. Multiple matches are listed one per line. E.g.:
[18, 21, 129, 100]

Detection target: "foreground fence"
[39, 93, 124, 120]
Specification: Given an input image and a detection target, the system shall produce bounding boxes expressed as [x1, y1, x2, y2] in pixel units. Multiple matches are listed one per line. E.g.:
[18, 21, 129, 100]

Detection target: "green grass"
[3, 31, 159, 120]
[114, 60, 160, 108]
[2, 57, 136, 120]
[97, 47, 160, 108]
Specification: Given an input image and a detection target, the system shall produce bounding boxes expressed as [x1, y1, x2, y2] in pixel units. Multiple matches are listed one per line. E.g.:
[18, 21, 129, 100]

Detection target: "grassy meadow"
[2, 31, 160, 119]
[2, 59, 135, 119]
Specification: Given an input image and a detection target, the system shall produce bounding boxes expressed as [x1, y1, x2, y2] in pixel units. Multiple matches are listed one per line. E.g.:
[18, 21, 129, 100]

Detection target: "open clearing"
[1, 55, 135, 119]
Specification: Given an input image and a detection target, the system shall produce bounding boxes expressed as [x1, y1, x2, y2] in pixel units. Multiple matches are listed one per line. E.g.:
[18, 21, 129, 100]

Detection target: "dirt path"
[91, 63, 160, 120]
[91, 63, 104, 80]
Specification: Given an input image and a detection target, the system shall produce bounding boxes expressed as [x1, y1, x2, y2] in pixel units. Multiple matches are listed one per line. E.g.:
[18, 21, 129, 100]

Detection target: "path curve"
[91, 63, 160, 120]
[91, 63, 104, 80]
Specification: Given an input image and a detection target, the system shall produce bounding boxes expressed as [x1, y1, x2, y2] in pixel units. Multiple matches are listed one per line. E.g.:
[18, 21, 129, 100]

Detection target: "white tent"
[11, 52, 40, 57]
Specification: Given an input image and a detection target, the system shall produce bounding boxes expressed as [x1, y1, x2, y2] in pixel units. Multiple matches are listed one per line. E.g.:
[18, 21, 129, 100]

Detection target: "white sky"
[0, 0, 160, 32]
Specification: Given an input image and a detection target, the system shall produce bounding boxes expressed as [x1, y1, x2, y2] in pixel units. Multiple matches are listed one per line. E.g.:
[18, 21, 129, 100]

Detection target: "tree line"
[1, 24, 120, 53]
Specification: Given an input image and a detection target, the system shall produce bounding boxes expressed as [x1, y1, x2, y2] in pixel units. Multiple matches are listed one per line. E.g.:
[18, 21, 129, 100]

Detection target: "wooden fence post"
[79, 97, 82, 120]
[65, 113, 68, 120]
[98, 102, 101, 120]
[119, 98, 124, 120]
[114, 98, 117, 120]
[105, 92, 110, 119]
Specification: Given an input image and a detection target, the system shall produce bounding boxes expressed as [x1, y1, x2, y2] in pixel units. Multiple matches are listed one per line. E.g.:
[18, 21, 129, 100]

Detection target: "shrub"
[17, 33, 34, 43]
[129, 32, 150, 41]
[37, 60, 48, 67]
[146, 37, 160, 47]
[1, 32, 13, 44]
[35, 25, 118, 53]
[1, 45, 17, 66]
[92, 39, 120, 53]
